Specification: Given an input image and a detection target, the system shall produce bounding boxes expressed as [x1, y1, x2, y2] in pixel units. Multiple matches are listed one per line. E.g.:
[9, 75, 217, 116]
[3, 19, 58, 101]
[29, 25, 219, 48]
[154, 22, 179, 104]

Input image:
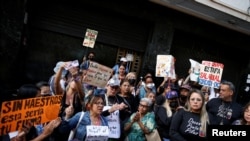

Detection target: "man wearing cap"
[112, 57, 129, 74]
[178, 84, 191, 107]
[101, 76, 129, 140]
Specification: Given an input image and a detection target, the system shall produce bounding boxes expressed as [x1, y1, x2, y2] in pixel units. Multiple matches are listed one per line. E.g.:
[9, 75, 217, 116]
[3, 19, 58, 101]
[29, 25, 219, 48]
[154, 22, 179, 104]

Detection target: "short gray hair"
[221, 80, 235, 93]
[140, 97, 152, 107]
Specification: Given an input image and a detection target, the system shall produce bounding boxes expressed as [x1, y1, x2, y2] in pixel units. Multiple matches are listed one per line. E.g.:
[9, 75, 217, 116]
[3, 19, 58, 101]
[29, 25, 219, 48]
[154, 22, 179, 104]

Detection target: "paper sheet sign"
[82, 61, 113, 88]
[64, 60, 79, 70]
[82, 28, 98, 48]
[156, 55, 176, 78]
[199, 61, 224, 88]
[0, 95, 62, 135]
[86, 125, 109, 141]
[189, 59, 201, 82]
[103, 106, 120, 138]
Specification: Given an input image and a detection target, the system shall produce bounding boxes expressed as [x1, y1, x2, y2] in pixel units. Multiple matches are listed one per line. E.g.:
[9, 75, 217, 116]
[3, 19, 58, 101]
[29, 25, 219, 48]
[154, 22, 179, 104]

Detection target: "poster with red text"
[82, 28, 98, 48]
[199, 61, 224, 88]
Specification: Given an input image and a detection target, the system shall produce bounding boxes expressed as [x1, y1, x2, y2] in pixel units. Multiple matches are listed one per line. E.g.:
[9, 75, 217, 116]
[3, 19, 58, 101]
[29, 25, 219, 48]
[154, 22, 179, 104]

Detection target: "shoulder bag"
[68, 111, 85, 141]
[145, 128, 161, 141]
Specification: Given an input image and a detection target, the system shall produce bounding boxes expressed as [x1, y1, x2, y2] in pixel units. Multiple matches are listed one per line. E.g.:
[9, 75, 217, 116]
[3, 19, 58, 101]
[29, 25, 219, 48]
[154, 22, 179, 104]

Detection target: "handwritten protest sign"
[82, 61, 113, 88]
[103, 106, 120, 138]
[199, 61, 224, 88]
[82, 28, 98, 48]
[189, 59, 201, 82]
[0, 95, 62, 135]
[156, 55, 176, 78]
[86, 125, 109, 141]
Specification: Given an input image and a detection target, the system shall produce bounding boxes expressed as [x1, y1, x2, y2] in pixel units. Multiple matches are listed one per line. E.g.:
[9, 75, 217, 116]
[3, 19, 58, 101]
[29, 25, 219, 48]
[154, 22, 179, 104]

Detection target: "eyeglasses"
[139, 103, 149, 108]
[94, 102, 104, 106]
[110, 86, 119, 90]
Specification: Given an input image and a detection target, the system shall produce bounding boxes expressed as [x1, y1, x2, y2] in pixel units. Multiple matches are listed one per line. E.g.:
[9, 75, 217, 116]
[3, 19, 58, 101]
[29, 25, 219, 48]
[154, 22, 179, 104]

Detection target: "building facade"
[1, 0, 250, 104]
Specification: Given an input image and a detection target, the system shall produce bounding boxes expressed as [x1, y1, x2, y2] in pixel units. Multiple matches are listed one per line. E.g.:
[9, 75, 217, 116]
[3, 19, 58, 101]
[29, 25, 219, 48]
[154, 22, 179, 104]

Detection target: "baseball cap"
[53, 61, 67, 77]
[120, 57, 127, 62]
[166, 90, 178, 99]
[180, 84, 191, 91]
[107, 77, 120, 86]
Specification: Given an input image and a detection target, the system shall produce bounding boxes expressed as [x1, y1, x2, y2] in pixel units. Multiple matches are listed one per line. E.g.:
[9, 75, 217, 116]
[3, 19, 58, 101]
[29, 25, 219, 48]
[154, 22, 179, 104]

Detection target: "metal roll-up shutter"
[29, 1, 151, 52]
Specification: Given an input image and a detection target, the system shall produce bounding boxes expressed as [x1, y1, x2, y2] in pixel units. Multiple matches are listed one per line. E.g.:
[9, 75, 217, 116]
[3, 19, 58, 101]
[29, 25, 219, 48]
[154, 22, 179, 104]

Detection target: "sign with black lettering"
[83, 61, 113, 88]
[86, 125, 109, 141]
[0, 95, 62, 135]
[82, 28, 98, 48]
[199, 61, 224, 88]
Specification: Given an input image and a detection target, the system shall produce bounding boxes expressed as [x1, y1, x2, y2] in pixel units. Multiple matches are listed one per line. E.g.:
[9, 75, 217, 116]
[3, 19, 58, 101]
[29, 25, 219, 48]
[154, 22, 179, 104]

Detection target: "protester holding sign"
[53, 61, 84, 118]
[101, 77, 129, 141]
[51, 61, 85, 141]
[58, 94, 109, 141]
[3, 84, 41, 141]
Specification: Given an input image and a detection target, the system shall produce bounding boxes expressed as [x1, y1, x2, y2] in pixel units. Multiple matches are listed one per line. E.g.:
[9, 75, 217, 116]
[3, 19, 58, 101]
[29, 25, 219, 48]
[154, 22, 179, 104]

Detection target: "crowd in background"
[1, 52, 250, 141]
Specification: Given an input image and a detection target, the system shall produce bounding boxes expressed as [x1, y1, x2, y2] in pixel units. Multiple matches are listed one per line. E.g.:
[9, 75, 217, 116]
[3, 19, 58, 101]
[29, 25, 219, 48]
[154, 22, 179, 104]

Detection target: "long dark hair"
[241, 101, 250, 125]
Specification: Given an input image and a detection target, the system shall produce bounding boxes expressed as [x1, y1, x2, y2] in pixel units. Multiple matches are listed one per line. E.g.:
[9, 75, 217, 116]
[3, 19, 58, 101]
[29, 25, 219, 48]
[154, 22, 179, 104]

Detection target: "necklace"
[91, 116, 101, 125]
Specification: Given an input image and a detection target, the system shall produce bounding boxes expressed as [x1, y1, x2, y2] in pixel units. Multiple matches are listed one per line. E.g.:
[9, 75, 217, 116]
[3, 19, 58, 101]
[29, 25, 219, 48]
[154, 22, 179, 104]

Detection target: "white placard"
[103, 106, 121, 138]
[86, 125, 109, 141]
[155, 55, 175, 78]
[83, 29, 98, 48]
[189, 59, 201, 82]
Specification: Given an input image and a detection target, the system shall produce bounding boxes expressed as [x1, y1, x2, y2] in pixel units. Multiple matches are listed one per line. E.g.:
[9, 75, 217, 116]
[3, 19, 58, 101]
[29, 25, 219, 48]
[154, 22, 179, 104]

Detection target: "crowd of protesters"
[1, 52, 250, 141]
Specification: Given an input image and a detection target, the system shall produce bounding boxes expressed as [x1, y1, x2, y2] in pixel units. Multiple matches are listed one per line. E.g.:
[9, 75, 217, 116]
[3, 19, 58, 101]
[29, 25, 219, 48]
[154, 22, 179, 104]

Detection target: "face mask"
[128, 79, 136, 85]
[146, 83, 155, 89]
[180, 95, 187, 101]
[169, 101, 178, 108]
[89, 57, 94, 61]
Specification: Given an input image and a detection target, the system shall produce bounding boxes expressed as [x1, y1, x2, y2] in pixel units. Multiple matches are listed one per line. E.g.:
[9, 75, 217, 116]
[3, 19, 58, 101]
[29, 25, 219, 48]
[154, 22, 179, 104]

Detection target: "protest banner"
[82, 61, 113, 88]
[86, 125, 109, 141]
[155, 55, 176, 79]
[199, 60, 224, 88]
[0, 95, 62, 135]
[82, 28, 98, 48]
[189, 59, 201, 82]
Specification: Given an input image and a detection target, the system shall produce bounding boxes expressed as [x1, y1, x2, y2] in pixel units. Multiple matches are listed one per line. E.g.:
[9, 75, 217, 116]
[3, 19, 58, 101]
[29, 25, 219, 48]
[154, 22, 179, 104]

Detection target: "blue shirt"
[59, 111, 108, 141]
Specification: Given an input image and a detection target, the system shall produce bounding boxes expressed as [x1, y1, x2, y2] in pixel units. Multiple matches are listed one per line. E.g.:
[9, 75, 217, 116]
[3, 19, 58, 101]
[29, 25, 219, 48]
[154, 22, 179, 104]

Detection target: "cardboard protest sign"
[82, 28, 98, 48]
[86, 125, 109, 141]
[189, 59, 201, 82]
[199, 61, 224, 88]
[0, 95, 62, 135]
[156, 55, 176, 79]
[82, 61, 113, 88]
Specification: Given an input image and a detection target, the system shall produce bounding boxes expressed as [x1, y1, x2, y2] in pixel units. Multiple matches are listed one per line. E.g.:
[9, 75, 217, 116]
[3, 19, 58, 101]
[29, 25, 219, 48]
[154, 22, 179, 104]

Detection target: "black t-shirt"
[170, 109, 208, 141]
[206, 98, 242, 125]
